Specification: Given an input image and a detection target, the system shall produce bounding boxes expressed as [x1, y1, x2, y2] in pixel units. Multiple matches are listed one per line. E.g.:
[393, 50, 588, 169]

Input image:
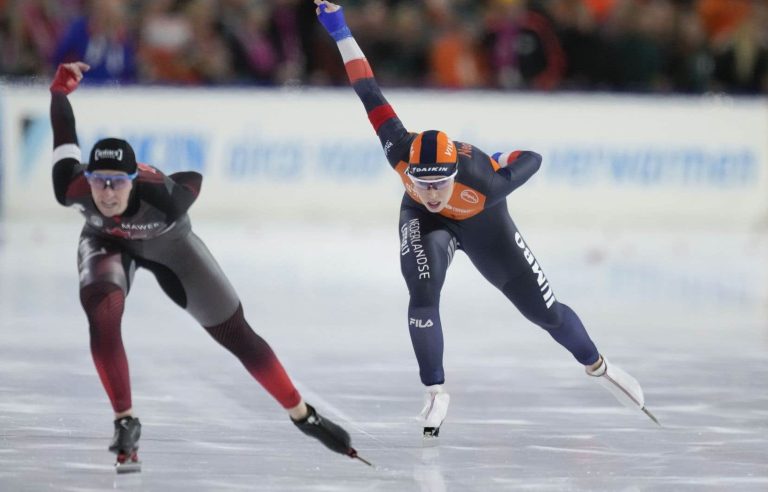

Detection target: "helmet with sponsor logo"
[407, 130, 458, 179]
[87, 137, 137, 174]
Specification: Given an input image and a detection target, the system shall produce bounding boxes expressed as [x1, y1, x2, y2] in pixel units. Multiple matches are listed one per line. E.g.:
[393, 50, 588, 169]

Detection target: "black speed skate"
[109, 416, 142, 474]
[292, 404, 372, 466]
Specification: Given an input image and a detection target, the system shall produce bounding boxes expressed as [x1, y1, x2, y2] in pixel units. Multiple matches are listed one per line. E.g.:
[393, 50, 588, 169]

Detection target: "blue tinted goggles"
[84, 171, 138, 190]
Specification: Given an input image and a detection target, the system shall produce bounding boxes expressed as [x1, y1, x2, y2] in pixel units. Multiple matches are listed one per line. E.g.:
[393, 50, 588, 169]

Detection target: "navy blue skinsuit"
[334, 34, 600, 386]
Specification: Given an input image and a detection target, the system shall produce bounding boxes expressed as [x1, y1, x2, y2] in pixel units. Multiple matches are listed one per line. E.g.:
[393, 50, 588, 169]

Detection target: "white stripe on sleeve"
[496, 152, 511, 168]
[52, 143, 82, 165]
[337, 37, 365, 64]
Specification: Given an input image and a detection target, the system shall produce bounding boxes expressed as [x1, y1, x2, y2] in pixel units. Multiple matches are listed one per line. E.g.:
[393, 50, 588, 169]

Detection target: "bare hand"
[314, 0, 340, 14]
[61, 62, 91, 81]
[50, 61, 91, 95]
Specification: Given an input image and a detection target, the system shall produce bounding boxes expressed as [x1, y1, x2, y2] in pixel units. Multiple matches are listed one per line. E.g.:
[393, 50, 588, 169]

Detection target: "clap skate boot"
[587, 356, 660, 426]
[421, 385, 450, 440]
[109, 416, 142, 473]
[292, 403, 371, 466]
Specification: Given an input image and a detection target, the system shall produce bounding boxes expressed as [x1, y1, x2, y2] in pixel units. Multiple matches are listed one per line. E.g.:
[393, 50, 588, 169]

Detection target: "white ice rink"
[1, 220, 767, 491]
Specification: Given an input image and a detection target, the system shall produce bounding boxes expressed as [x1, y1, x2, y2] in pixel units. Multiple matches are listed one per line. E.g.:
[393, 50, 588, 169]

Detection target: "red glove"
[50, 62, 90, 95]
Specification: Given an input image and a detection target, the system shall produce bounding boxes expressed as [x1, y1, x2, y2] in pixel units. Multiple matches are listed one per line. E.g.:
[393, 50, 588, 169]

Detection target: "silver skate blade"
[115, 461, 141, 474]
[347, 447, 374, 467]
[641, 406, 661, 427]
[353, 454, 374, 467]
[115, 454, 142, 475]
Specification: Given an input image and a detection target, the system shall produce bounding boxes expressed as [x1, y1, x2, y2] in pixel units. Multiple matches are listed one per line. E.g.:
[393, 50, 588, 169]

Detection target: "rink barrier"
[1, 86, 767, 228]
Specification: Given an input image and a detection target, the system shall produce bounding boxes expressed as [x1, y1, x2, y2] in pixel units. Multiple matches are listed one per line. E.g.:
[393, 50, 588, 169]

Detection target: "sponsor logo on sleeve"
[384, 140, 393, 155]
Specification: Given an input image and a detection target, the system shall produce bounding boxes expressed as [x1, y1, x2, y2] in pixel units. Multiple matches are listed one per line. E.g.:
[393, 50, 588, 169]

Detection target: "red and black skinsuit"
[50, 91, 302, 414]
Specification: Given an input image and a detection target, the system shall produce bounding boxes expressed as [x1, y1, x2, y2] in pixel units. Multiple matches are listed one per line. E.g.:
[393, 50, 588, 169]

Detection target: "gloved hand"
[50, 62, 90, 95]
[314, 0, 351, 41]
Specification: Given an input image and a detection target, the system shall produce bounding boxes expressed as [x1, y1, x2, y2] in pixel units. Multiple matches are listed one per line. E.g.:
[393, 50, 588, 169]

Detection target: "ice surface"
[1, 220, 766, 491]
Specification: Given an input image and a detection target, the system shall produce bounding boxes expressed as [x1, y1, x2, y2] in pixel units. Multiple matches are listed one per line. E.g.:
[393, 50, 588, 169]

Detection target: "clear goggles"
[84, 171, 138, 190]
[406, 169, 458, 191]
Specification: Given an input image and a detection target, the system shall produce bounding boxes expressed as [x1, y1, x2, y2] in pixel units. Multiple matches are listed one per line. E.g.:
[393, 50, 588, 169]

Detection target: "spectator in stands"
[184, 0, 235, 84]
[1, 0, 77, 77]
[388, 3, 429, 85]
[485, 0, 566, 91]
[605, 0, 672, 92]
[53, 0, 137, 84]
[668, 6, 715, 93]
[711, 3, 768, 94]
[696, 0, 752, 45]
[230, 1, 281, 83]
[427, 2, 489, 89]
[136, 0, 199, 84]
[546, 0, 609, 90]
[0, 0, 764, 95]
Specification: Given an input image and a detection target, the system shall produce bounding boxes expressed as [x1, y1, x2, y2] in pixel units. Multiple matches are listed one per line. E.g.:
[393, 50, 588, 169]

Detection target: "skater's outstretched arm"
[49, 61, 89, 205]
[314, 0, 413, 168]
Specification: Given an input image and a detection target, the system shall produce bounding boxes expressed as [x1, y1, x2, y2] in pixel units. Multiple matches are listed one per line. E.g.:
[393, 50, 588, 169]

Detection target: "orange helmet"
[407, 130, 458, 179]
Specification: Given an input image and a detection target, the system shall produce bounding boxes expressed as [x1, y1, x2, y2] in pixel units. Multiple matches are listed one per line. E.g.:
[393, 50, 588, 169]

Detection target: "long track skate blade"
[347, 448, 374, 467]
[641, 406, 661, 427]
[353, 454, 373, 467]
[115, 451, 142, 474]
[115, 461, 141, 474]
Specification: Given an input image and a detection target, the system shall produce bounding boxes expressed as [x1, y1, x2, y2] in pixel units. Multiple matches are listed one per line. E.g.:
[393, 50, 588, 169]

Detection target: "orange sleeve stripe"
[345, 59, 374, 84]
[395, 161, 408, 176]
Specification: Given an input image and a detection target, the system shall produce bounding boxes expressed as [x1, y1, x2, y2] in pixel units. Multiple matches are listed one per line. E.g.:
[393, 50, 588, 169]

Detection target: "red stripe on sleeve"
[368, 105, 397, 132]
[345, 59, 374, 83]
[507, 151, 522, 164]
[66, 175, 91, 201]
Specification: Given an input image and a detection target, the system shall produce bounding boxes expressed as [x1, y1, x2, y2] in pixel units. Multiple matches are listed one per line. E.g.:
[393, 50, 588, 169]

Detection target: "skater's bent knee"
[80, 282, 125, 318]
[408, 284, 441, 307]
[526, 301, 564, 331]
[203, 303, 258, 351]
[80, 282, 123, 306]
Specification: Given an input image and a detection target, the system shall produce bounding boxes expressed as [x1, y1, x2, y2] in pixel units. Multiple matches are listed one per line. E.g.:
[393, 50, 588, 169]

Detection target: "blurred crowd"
[1, 0, 767, 94]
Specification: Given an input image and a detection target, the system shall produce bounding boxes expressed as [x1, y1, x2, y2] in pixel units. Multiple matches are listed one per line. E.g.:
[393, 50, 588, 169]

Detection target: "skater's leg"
[503, 286, 600, 366]
[399, 208, 456, 386]
[138, 231, 361, 457]
[461, 209, 599, 366]
[399, 208, 455, 438]
[139, 232, 301, 408]
[78, 235, 136, 417]
[203, 303, 302, 409]
[81, 282, 132, 414]
[461, 210, 656, 421]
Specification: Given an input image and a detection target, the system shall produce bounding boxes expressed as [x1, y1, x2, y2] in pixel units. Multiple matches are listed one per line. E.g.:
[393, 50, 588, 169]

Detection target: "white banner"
[1, 85, 767, 228]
